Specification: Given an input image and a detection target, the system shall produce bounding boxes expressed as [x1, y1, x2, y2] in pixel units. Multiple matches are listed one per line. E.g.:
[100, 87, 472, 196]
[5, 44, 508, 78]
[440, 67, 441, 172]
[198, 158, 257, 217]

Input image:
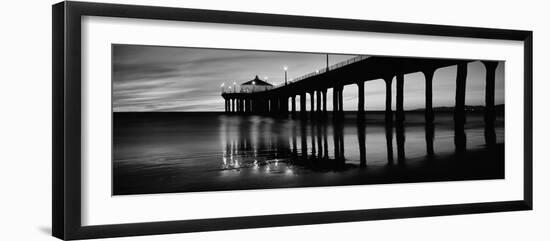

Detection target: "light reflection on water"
[113, 112, 504, 195]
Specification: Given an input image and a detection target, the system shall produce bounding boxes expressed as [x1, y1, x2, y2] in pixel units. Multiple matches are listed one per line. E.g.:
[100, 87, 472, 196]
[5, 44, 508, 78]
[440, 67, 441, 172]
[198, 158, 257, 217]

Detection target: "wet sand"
[113, 112, 504, 195]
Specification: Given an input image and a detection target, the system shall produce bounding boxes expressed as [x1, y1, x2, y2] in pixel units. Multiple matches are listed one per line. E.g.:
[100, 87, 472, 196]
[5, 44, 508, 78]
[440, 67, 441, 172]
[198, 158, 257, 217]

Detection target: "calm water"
[113, 112, 504, 195]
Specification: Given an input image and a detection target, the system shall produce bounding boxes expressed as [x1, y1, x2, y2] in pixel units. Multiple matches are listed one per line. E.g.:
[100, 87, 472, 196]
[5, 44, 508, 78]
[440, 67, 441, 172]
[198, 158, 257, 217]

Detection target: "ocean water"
[113, 112, 504, 195]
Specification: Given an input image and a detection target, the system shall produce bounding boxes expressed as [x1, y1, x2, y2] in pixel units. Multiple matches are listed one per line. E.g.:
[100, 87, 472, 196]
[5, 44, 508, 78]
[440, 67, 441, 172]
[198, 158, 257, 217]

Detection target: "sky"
[112, 44, 504, 112]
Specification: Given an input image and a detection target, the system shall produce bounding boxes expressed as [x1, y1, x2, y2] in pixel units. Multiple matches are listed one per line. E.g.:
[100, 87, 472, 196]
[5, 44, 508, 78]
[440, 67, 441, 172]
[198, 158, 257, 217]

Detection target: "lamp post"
[252, 81, 256, 92]
[220, 83, 225, 92]
[284, 66, 288, 85]
[233, 81, 236, 93]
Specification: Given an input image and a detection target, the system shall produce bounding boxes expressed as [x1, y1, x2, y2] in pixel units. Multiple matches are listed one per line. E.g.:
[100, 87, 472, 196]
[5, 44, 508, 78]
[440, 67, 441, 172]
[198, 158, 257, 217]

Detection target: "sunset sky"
[112, 44, 504, 112]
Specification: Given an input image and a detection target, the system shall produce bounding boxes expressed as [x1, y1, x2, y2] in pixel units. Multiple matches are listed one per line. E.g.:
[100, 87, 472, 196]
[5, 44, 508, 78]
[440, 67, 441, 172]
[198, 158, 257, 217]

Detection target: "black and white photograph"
[112, 45, 505, 195]
[1, 0, 543, 240]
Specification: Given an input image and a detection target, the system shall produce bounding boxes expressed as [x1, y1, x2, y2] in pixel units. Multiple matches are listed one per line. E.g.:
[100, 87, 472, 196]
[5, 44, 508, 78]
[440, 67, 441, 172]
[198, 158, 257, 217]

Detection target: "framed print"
[52, 1, 533, 240]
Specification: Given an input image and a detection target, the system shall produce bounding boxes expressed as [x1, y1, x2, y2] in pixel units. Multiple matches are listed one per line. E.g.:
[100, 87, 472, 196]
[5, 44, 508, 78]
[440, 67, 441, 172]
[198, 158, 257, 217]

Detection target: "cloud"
[112, 44, 505, 112]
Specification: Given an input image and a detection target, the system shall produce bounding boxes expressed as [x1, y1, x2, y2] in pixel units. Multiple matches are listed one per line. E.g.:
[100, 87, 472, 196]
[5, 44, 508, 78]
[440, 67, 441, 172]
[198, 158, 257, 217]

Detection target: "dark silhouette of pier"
[221, 56, 501, 153]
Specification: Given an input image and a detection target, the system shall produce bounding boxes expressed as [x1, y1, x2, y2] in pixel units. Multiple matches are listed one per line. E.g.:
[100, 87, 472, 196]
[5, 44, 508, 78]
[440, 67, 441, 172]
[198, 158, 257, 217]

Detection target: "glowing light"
[221, 83, 225, 87]
[285, 168, 294, 175]
[252, 81, 255, 85]
[284, 66, 288, 71]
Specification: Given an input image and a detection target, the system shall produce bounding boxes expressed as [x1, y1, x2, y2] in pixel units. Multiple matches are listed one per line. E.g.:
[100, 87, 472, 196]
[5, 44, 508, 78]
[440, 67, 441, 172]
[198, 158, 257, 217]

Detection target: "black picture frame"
[52, 1, 533, 240]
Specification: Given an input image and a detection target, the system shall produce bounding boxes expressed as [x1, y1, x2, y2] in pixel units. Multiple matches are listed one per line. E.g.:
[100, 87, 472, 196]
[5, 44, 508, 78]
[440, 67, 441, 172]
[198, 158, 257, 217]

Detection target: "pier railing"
[221, 55, 369, 93]
[272, 55, 369, 88]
